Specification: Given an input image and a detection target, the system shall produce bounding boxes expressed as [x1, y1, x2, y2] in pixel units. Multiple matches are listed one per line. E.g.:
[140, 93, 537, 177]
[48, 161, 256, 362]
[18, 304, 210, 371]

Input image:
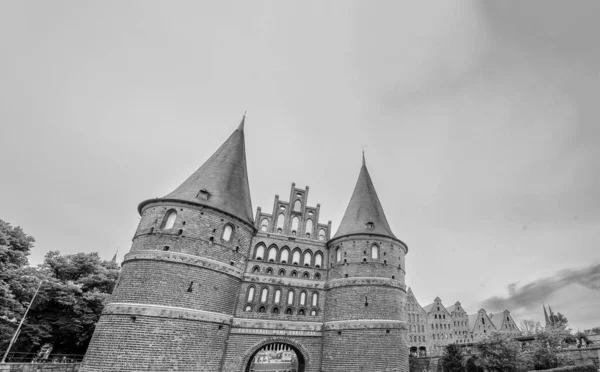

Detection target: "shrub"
[529, 364, 597, 372]
[440, 344, 465, 372]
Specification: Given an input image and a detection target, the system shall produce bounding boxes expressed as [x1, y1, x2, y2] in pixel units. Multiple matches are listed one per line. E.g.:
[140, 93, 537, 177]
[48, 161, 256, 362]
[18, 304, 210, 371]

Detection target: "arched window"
[266, 267, 273, 275]
[247, 287, 255, 302]
[260, 219, 269, 232]
[303, 251, 312, 267]
[315, 252, 323, 268]
[268, 246, 277, 262]
[252, 266, 260, 273]
[276, 214, 285, 232]
[305, 219, 313, 238]
[303, 272, 309, 279]
[310, 310, 317, 316]
[312, 292, 318, 307]
[291, 217, 299, 235]
[222, 225, 233, 242]
[274, 289, 281, 304]
[371, 244, 379, 259]
[314, 273, 321, 280]
[298, 309, 305, 315]
[336, 248, 341, 262]
[300, 292, 306, 306]
[278, 269, 285, 276]
[318, 229, 326, 241]
[245, 305, 252, 312]
[255, 245, 265, 261]
[292, 250, 300, 265]
[294, 200, 302, 212]
[287, 291, 294, 305]
[280, 248, 289, 264]
[260, 288, 268, 303]
[258, 306, 266, 313]
[161, 210, 177, 229]
[272, 307, 279, 314]
[285, 308, 292, 315]
[291, 271, 298, 278]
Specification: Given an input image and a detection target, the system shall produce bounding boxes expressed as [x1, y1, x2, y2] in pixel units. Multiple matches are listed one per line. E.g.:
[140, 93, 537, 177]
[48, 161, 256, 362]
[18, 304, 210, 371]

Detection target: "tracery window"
[255, 245, 265, 261]
[247, 287, 255, 302]
[303, 251, 312, 267]
[268, 246, 277, 262]
[280, 248, 289, 264]
[315, 253, 323, 268]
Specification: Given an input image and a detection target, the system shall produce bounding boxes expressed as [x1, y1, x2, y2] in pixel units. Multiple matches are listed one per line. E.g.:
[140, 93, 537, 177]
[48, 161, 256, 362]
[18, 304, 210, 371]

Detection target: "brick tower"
[321, 154, 409, 371]
[80, 118, 255, 371]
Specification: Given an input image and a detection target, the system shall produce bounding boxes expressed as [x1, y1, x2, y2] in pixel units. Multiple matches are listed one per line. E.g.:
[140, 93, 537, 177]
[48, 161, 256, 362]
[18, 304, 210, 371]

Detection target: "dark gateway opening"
[246, 343, 305, 372]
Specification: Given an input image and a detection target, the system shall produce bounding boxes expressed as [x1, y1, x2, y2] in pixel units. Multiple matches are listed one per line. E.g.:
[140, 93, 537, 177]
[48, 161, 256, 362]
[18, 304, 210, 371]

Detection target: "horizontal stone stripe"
[232, 317, 323, 332]
[230, 327, 322, 337]
[103, 302, 233, 324]
[123, 250, 244, 278]
[243, 273, 325, 289]
[324, 319, 407, 331]
[325, 276, 407, 290]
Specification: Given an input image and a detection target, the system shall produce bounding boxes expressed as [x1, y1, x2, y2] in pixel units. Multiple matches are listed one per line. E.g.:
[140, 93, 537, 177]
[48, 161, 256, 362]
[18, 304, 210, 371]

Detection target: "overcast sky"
[1, 1, 599, 331]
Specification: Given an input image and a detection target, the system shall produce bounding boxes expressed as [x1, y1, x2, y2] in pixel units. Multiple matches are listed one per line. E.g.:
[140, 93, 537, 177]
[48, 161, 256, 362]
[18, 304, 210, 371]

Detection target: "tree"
[474, 332, 521, 372]
[440, 344, 465, 372]
[0, 218, 119, 356]
[0, 219, 38, 351]
[10, 251, 120, 354]
[529, 326, 569, 370]
[549, 312, 569, 329]
[520, 320, 542, 335]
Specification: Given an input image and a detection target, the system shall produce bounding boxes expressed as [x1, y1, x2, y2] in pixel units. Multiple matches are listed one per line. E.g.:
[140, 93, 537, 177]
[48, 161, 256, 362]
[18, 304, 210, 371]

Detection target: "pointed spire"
[543, 305, 550, 326]
[333, 155, 398, 240]
[139, 118, 254, 225]
[238, 111, 246, 131]
[548, 304, 555, 326]
[111, 248, 118, 263]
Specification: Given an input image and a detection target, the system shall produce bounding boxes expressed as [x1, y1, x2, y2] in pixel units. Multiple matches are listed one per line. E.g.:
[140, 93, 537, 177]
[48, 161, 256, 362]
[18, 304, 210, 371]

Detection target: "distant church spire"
[543, 305, 550, 326]
[111, 248, 118, 264]
[138, 118, 254, 225]
[333, 153, 398, 241]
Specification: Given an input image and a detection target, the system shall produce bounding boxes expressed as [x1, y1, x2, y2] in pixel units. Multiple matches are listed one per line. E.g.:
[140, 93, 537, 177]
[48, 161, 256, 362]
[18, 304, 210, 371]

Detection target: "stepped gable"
[333, 153, 398, 240]
[138, 116, 254, 225]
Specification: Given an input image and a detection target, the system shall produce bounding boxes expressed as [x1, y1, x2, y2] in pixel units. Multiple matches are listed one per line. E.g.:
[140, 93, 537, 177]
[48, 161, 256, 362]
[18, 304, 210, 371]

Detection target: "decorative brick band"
[123, 250, 244, 278]
[103, 302, 233, 324]
[323, 319, 407, 331]
[232, 317, 323, 332]
[325, 277, 407, 291]
[243, 273, 325, 289]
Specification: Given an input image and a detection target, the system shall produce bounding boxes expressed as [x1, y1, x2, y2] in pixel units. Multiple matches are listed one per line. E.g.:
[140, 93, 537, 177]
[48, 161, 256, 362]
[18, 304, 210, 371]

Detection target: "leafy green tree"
[530, 326, 569, 370]
[440, 344, 465, 372]
[0, 219, 38, 351]
[474, 332, 521, 372]
[11, 251, 120, 354]
[0, 218, 119, 356]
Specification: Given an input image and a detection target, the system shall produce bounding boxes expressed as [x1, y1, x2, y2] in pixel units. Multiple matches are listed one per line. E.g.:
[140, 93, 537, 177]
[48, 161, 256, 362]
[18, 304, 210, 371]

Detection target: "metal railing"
[0, 351, 83, 364]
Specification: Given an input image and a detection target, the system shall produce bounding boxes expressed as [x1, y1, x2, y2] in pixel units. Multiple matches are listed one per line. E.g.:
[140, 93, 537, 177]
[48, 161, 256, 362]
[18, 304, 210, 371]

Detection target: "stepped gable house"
[81, 117, 517, 371]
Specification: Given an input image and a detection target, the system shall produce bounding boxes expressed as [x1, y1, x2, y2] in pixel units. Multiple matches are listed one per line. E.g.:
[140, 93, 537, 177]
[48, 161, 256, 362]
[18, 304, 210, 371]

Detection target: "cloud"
[480, 263, 600, 312]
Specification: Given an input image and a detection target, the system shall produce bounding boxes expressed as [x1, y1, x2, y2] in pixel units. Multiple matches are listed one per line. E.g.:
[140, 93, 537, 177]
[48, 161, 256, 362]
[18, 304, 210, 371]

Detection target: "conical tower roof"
[139, 117, 254, 225]
[333, 155, 397, 240]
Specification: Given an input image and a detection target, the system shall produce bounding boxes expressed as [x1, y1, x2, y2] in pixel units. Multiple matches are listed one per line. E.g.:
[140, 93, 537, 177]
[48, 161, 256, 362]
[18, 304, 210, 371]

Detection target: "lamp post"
[1, 279, 44, 363]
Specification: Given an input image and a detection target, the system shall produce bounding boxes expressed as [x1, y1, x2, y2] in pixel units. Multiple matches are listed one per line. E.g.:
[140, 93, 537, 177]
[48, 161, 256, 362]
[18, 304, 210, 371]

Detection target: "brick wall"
[81, 315, 228, 371]
[322, 329, 408, 372]
[0, 364, 80, 372]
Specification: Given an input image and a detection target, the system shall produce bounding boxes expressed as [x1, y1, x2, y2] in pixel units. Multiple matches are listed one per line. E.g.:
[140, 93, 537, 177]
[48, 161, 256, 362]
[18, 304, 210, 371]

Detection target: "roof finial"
[362, 146, 367, 166]
[238, 111, 246, 131]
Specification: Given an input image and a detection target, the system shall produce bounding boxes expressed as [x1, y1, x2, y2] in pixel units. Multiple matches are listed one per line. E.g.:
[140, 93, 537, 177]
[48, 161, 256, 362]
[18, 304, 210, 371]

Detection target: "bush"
[529, 364, 597, 372]
[440, 344, 465, 372]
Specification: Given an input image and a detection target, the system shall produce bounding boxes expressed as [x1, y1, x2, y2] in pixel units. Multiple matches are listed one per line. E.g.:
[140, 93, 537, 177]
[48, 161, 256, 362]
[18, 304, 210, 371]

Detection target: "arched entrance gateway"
[244, 342, 306, 372]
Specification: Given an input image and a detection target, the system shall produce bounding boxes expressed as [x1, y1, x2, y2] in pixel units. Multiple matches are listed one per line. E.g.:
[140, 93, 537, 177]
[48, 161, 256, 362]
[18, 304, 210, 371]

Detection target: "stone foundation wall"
[0, 364, 80, 372]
